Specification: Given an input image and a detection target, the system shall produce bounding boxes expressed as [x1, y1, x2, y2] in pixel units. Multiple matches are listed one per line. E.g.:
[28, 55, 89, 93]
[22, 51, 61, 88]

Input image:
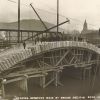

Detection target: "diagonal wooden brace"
[55, 49, 71, 66]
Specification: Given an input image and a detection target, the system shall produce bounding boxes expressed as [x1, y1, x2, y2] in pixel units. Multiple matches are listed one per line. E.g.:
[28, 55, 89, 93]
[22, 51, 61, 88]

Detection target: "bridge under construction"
[0, 0, 100, 99]
[0, 40, 100, 97]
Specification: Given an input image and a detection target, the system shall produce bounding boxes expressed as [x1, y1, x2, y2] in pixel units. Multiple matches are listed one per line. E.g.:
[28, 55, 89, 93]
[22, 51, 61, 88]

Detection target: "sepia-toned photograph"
[0, 0, 100, 100]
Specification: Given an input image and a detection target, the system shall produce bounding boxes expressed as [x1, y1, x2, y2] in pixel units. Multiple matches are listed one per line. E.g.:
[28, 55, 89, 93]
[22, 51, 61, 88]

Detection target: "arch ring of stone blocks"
[0, 41, 99, 73]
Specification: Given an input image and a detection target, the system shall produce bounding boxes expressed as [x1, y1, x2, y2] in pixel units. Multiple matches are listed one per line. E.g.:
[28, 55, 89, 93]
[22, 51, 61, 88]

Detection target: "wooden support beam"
[28, 74, 47, 78]
[3, 77, 24, 84]
[28, 32, 30, 40]
[1, 83, 5, 98]
[91, 55, 100, 91]
[82, 66, 92, 80]
[54, 71, 63, 87]
[44, 78, 55, 88]
[0, 29, 60, 33]
[55, 50, 70, 66]
[55, 72, 58, 86]
[32, 32, 33, 41]
[6, 31, 8, 41]
[24, 78, 28, 93]
[40, 70, 63, 88]
[9, 31, 10, 43]
[63, 58, 68, 65]
[38, 60, 43, 68]
[69, 56, 75, 64]
[40, 61, 53, 68]
[42, 76, 46, 88]
[18, 79, 27, 92]
[40, 77, 43, 87]
[88, 52, 92, 63]
[60, 49, 63, 65]
[52, 52, 55, 66]
[21, 32, 22, 42]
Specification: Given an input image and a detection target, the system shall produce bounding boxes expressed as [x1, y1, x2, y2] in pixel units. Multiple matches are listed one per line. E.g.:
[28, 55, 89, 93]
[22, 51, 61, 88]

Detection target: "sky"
[0, 0, 100, 31]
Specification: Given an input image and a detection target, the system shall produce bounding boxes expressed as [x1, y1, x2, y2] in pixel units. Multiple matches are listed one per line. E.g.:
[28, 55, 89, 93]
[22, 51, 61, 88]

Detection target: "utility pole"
[57, 0, 59, 39]
[18, 0, 20, 43]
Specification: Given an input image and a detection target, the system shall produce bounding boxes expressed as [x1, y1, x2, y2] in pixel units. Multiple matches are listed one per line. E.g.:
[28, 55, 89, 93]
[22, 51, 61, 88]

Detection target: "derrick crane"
[24, 19, 70, 41]
[24, 3, 70, 41]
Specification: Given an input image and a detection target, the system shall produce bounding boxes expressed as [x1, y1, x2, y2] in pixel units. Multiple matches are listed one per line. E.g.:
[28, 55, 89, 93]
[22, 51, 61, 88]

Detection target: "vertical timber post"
[55, 71, 58, 87]
[9, 31, 10, 43]
[32, 32, 33, 41]
[21, 31, 22, 42]
[1, 79, 6, 98]
[28, 32, 30, 41]
[54, 70, 63, 87]
[54, 70, 59, 87]
[40, 77, 42, 87]
[39, 56, 46, 88]
[40, 76, 46, 88]
[2, 84, 5, 98]
[91, 55, 100, 93]
[18, 0, 20, 43]
[57, 0, 59, 40]
[18, 76, 28, 94]
[42, 56, 46, 88]
[24, 75, 28, 94]
[42, 76, 46, 88]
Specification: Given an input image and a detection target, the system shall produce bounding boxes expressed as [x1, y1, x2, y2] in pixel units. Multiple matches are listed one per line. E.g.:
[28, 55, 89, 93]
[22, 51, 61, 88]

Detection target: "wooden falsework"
[55, 50, 70, 66]
[1, 83, 5, 98]
[2, 77, 25, 84]
[0, 46, 99, 97]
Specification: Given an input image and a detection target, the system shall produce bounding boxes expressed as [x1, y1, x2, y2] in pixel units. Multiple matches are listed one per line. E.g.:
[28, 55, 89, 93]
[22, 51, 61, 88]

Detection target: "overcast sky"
[0, 0, 100, 31]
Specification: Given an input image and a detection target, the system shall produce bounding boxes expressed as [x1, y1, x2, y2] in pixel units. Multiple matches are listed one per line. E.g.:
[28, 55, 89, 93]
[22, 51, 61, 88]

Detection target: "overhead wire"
[7, 0, 16, 3]
[6, 0, 29, 6]
[3, 0, 99, 30]
[29, 1, 99, 29]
